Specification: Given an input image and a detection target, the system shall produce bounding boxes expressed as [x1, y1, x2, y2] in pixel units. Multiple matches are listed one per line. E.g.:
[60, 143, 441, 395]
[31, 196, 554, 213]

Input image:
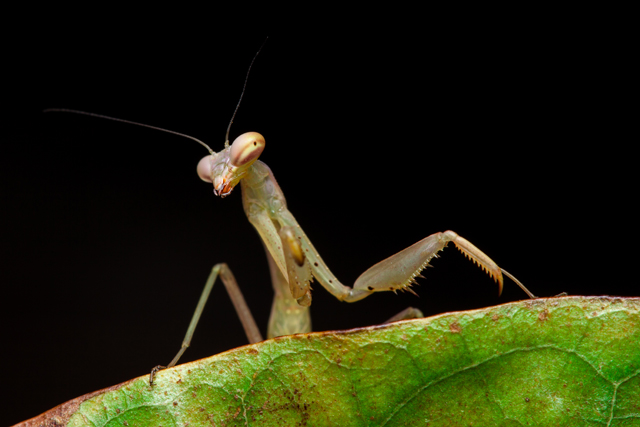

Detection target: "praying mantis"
[186, 128, 536, 343]
[43, 43, 537, 385]
[44, 104, 537, 385]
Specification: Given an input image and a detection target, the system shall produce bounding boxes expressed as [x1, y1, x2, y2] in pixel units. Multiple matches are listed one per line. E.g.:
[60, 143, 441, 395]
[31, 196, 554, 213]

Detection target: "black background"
[2, 29, 634, 425]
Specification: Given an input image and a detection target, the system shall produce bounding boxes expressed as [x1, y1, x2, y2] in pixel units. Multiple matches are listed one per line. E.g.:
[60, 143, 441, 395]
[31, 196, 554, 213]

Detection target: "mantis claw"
[450, 233, 504, 296]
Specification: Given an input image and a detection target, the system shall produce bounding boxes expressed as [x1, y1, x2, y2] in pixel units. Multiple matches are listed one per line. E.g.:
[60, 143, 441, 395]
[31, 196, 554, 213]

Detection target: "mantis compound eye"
[196, 155, 214, 183]
[230, 132, 265, 167]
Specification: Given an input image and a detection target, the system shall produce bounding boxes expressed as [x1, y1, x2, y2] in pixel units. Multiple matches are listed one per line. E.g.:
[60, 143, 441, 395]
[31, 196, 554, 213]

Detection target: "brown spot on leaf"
[538, 310, 549, 321]
[450, 322, 462, 333]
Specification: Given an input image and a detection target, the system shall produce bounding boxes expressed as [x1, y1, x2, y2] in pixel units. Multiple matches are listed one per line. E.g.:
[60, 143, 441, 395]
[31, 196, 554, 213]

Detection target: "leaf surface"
[17, 296, 640, 426]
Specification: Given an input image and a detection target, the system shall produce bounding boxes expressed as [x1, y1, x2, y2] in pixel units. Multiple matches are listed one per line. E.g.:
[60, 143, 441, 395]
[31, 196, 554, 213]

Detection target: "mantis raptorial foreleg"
[234, 158, 536, 308]
[350, 230, 535, 299]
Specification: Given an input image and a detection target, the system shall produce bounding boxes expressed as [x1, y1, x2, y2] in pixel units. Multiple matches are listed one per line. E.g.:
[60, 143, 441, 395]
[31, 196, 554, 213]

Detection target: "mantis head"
[197, 132, 265, 197]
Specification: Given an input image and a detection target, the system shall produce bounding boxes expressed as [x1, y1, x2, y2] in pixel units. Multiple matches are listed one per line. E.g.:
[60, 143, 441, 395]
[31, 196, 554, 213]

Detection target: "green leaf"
[18, 296, 640, 426]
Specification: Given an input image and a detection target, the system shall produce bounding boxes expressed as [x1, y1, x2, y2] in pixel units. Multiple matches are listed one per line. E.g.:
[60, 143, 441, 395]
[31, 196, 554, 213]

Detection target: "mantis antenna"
[43, 108, 215, 154]
[224, 36, 268, 147]
[44, 37, 269, 154]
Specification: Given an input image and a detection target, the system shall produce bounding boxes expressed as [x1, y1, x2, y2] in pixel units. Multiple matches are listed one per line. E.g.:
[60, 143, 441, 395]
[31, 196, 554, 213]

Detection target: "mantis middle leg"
[150, 263, 262, 385]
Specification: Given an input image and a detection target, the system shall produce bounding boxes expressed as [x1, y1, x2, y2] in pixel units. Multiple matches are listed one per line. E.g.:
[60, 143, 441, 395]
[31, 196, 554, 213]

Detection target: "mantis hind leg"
[383, 307, 425, 324]
[150, 263, 262, 385]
